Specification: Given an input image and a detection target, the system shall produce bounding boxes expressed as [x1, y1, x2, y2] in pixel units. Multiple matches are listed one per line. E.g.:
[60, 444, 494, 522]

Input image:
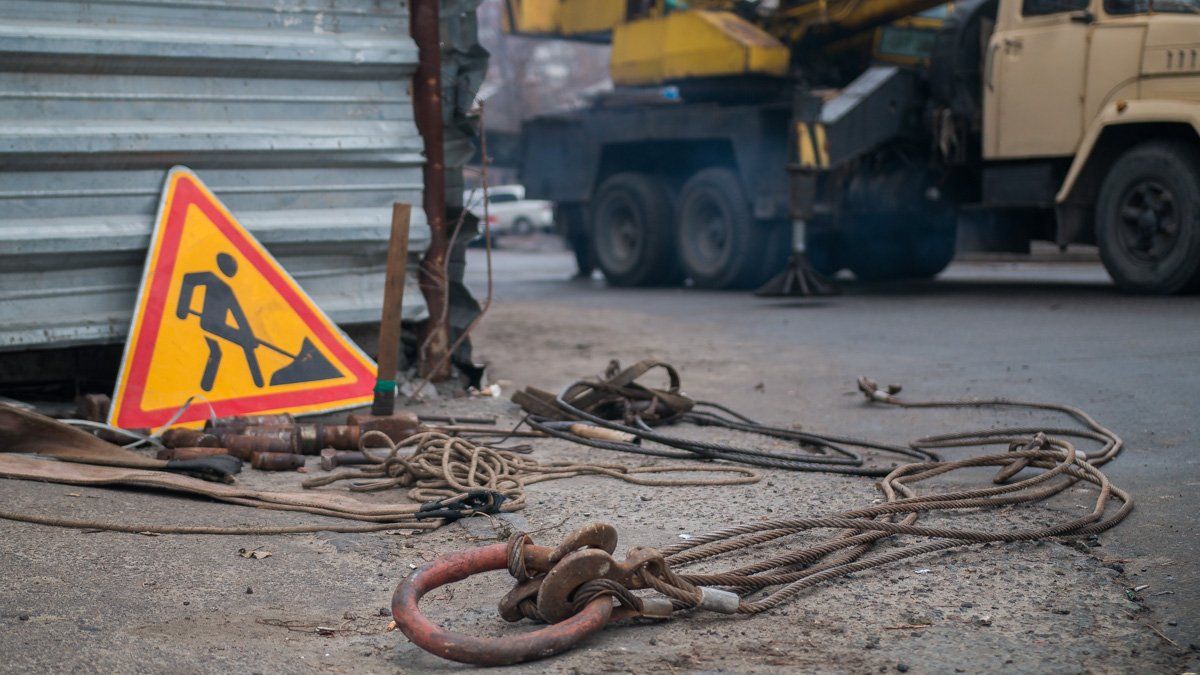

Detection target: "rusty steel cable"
[534, 382, 1129, 614]
[301, 430, 760, 511]
[521, 360, 939, 475]
[395, 380, 1134, 665]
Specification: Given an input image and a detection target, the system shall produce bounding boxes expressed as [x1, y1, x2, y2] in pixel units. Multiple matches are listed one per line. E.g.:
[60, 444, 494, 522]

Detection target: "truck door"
[984, 0, 1093, 159]
[1083, 2, 1147, 124]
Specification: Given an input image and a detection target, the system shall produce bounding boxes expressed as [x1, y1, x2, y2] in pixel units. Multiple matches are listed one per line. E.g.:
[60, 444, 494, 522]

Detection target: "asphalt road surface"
[1, 242, 1197, 673]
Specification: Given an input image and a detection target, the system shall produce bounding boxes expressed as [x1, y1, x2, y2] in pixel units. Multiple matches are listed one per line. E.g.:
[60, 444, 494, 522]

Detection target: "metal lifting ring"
[391, 542, 613, 667]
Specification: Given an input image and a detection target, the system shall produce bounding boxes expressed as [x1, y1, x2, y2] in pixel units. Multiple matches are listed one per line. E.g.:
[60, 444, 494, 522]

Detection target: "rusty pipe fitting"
[392, 543, 612, 666]
[251, 452, 306, 471]
[210, 425, 292, 439]
[161, 428, 222, 449]
[205, 413, 294, 433]
[225, 434, 295, 461]
[319, 449, 374, 471]
[293, 424, 360, 454]
[214, 427, 295, 452]
[211, 424, 362, 454]
[318, 424, 360, 451]
[156, 446, 230, 461]
[348, 413, 422, 443]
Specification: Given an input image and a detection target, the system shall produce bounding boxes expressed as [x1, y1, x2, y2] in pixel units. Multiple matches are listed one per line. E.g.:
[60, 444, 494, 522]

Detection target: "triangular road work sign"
[110, 167, 377, 429]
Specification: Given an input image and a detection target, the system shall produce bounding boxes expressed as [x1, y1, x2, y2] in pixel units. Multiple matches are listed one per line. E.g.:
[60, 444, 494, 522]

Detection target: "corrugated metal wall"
[0, 0, 434, 352]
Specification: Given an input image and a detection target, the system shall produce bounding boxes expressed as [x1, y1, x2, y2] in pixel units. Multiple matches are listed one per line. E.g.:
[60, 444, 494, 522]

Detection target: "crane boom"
[503, 0, 949, 86]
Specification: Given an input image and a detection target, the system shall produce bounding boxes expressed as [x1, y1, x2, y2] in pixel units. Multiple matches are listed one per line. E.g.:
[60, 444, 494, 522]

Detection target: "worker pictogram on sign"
[109, 167, 377, 429]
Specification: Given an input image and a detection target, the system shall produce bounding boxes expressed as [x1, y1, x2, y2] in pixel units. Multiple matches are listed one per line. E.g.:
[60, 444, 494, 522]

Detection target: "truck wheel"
[844, 214, 956, 282]
[591, 173, 680, 286]
[676, 168, 772, 289]
[805, 226, 845, 277]
[1096, 141, 1200, 294]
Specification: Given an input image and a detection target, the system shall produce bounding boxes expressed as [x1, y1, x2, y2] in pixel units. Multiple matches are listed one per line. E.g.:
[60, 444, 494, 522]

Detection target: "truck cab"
[985, 0, 1200, 292]
[514, 0, 1200, 293]
[796, 0, 1200, 292]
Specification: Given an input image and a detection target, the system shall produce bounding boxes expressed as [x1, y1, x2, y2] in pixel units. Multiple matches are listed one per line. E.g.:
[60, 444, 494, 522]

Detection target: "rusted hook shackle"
[391, 543, 613, 666]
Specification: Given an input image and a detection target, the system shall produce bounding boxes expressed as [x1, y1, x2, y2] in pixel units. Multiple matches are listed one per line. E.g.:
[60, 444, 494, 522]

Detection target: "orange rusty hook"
[391, 543, 613, 666]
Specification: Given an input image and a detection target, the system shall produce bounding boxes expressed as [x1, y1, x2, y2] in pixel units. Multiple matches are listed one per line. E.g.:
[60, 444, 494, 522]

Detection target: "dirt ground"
[1, 246, 1196, 673]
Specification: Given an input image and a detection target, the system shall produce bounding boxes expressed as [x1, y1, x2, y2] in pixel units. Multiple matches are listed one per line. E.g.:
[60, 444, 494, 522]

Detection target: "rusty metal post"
[411, 0, 452, 382]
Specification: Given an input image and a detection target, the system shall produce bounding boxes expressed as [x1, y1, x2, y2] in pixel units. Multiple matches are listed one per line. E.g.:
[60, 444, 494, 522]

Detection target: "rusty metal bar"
[411, 0, 452, 382]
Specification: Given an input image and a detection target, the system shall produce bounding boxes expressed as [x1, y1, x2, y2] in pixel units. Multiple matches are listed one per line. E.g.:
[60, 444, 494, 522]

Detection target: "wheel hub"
[683, 196, 730, 272]
[1119, 181, 1178, 263]
[604, 202, 641, 264]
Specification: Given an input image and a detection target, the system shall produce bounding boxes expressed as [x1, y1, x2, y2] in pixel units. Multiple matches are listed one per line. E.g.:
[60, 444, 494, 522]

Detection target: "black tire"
[676, 167, 774, 289]
[844, 214, 957, 282]
[591, 173, 680, 286]
[1096, 141, 1200, 294]
[511, 217, 535, 236]
[558, 203, 594, 276]
[805, 224, 845, 277]
[839, 155, 957, 282]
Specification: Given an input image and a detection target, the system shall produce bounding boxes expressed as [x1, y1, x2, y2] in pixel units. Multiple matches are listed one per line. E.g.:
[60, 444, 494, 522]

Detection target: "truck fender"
[1057, 99, 1200, 205]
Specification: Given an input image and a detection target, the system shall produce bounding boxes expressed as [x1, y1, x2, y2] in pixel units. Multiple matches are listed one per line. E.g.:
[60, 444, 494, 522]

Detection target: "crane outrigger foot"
[755, 253, 840, 297]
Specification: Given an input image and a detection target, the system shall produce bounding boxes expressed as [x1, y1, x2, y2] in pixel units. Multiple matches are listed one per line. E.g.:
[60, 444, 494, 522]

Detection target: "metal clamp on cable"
[414, 489, 507, 521]
[857, 376, 902, 403]
[697, 587, 741, 614]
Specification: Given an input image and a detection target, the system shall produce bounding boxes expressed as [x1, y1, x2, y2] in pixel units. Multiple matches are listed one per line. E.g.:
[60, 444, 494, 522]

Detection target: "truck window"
[489, 193, 519, 204]
[1105, 0, 1200, 13]
[1022, 0, 1089, 15]
[876, 25, 940, 61]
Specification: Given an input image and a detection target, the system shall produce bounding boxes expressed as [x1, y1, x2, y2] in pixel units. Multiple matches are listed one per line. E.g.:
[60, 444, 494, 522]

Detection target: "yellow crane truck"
[505, 0, 1200, 293]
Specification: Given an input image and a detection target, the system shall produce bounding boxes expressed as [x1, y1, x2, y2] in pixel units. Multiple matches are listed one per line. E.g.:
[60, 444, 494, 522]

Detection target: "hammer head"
[320, 448, 338, 471]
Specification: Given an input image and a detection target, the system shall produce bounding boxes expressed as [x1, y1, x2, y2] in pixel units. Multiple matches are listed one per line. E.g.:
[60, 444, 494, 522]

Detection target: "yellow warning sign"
[110, 167, 377, 429]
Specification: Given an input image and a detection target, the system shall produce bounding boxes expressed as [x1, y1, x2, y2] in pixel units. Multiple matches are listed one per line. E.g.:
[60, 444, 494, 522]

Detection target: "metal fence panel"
[0, 0, 433, 351]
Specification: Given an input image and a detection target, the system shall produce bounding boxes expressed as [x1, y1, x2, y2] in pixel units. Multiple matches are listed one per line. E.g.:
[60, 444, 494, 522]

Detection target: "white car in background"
[463, 185, 554, 236]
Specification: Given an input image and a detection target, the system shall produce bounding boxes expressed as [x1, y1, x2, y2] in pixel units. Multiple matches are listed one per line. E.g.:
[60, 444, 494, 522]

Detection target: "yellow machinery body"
[611, 11, 790, 86]
[502, 0, 626, 38]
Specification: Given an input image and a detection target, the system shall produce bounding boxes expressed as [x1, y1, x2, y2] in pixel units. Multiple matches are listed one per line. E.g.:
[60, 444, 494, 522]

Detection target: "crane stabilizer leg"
[756, 252, 839, 297]
[756, 220, 838, 297]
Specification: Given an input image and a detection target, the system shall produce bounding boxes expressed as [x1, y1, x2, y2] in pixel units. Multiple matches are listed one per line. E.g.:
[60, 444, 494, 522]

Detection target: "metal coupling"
[294, 424, 322, 454]
[638, 597, 675, 619]
[317, 424, 361, 451]
[697, 587, 740, 614]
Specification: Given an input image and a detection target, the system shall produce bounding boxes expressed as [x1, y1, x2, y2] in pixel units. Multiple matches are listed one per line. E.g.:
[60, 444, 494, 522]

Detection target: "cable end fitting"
[697, 587, 740, 614]
[857, 376, 901, 403]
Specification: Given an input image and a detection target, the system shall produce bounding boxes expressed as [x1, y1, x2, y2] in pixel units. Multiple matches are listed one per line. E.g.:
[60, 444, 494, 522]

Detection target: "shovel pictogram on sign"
[176, 252, 343, 391]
